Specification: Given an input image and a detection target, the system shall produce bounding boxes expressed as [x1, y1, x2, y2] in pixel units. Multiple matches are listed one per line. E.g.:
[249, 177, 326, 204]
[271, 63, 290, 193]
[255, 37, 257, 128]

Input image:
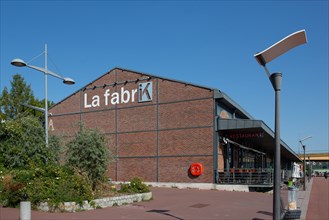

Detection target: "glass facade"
[226, 144, 267, 171]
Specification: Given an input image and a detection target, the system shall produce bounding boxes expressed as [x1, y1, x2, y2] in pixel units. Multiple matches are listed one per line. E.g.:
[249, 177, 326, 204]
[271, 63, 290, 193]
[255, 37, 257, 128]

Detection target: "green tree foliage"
[1, 74, 35, 120]
[48, 135, 63, 164]
[0, 74, 54, 121]
[65, 127, 111, 189]
[0, 116, 56, 168]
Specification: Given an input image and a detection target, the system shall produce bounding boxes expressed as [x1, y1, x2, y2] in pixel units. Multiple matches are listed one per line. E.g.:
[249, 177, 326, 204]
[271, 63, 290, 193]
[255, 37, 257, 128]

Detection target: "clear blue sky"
[1, 0, 328, 154]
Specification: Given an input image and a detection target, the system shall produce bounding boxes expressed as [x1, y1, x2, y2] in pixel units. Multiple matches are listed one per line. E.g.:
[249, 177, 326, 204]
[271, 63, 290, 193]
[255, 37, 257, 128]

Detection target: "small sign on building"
[138, 82, 152, 103]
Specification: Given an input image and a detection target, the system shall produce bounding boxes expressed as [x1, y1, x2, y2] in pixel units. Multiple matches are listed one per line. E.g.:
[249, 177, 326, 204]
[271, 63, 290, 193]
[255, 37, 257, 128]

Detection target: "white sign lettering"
[139, 82, 152, 102]
[49, 119, 55, 131]
[84, 93, 100, 108]
[83, 82, 152, 109]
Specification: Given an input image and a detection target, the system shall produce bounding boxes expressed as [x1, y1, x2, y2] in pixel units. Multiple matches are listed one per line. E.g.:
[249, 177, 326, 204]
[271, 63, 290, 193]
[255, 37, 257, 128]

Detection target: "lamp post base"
[20, 201, 31, 220]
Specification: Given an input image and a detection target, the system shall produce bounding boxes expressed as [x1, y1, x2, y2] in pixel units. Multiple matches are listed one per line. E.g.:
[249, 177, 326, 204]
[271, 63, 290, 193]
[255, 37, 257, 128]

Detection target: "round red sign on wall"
[190, 163, 203, 176]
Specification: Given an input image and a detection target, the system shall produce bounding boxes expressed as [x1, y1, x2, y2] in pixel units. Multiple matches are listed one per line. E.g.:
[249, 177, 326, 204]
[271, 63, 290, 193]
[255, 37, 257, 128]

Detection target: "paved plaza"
[1, 177, 328, 220]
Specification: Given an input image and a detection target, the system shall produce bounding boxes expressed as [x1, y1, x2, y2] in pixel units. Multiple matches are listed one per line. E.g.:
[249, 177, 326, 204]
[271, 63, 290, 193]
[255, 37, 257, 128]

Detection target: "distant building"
[49, 67, 301, 185]
[299, 153, 329, 174]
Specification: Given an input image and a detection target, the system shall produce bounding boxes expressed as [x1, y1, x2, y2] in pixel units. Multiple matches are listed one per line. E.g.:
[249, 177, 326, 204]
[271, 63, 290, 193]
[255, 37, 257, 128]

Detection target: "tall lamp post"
[254, 30, 307, 220]
[11, 44, 75, 146]
[299, 136, 312, 191]
[308, 156, 311, 182]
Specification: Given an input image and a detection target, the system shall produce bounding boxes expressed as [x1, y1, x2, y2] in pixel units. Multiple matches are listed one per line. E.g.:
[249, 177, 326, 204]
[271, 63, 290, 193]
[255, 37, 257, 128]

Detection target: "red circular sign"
[190, 163, 203, 176]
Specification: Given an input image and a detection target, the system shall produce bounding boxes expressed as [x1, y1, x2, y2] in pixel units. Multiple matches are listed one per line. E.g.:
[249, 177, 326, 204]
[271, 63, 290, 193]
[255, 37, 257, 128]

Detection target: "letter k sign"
[138, 82, 152, 102]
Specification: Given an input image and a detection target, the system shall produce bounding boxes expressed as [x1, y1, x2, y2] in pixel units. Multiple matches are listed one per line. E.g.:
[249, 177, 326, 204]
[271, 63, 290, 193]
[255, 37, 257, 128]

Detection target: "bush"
[65, 126, 111, 190]
[119, 177, 150, 194]
[0, 120, 117, 209]
[0, 165, 93, 208]
[48, 135, 63, 164]
[0, 116, 57, 169]
[0, 173, 24, 207]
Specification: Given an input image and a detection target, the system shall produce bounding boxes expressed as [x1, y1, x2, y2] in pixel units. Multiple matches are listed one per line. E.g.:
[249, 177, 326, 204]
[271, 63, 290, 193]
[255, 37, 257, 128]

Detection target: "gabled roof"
[115, 67, 217, 91]
[51, 67, 254, 121]
[51, 67, 217, 109]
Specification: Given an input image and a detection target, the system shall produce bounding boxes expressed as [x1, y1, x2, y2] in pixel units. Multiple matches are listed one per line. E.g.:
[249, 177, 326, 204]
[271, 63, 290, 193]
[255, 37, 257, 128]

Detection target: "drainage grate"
[189, 203, 210, 208]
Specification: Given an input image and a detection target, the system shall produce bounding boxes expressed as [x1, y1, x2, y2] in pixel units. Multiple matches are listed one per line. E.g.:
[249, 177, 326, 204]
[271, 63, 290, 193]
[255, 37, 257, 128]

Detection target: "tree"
[0, 74, 33, 120]
[0, 116, 57, 169]
[65, 126, 111, 189]
[0, 74, 53, 121]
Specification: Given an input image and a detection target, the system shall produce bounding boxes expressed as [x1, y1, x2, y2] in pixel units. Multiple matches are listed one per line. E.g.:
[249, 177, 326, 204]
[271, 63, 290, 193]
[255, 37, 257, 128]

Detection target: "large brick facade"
[49, 68, 216, 183]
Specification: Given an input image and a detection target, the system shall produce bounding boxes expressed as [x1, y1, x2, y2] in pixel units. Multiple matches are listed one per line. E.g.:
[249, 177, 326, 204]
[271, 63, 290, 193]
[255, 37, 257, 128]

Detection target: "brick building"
[49, 67, 300, 184]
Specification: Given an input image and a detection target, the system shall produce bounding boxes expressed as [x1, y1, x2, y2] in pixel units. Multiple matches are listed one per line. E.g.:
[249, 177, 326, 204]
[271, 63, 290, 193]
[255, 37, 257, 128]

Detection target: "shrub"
[48, 135, 63, 164]
[65, 126, 111, 190]
[0, 120, 115, 209]
[119, 177, 150, 194]
[0, 173, 24, 207]
[0, 116, 57, 169]
[0, 165, 93, 208]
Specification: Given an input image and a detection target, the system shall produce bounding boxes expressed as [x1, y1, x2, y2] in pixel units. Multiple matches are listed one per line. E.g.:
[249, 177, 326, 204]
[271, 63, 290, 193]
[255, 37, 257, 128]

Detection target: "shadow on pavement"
[257, 210, 272, 216]
[147, 209, 184, 220]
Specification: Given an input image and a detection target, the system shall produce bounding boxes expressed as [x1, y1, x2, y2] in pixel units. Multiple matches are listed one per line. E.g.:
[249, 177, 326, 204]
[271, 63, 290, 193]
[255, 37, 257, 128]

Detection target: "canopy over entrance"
[217, 118, 300, 162]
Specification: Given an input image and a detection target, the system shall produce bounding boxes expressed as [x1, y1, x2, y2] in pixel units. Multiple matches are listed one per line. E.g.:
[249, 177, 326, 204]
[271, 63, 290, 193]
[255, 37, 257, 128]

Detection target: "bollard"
[288, 186, 298, 210]
[20, 193, 31, 220]
[285, 186, 301, 219]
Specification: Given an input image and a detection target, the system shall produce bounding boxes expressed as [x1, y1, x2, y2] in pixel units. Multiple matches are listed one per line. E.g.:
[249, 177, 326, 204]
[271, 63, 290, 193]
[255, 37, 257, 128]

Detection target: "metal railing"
[218, 169, 274, 185]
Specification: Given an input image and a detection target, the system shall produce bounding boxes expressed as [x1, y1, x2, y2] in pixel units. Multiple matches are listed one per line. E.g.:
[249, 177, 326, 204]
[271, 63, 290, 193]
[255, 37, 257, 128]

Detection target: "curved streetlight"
[11, 58, 75, 85]
[254, 30, 307, 220]
[11, 44, 75, 147]
[299, 136, 312, 191]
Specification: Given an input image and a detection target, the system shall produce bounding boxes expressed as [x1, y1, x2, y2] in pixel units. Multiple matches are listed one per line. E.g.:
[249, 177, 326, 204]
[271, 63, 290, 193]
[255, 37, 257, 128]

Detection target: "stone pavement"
[297, 177, 313, 220]
[305, 177, 329, 220]
[1, 177, 327, 220]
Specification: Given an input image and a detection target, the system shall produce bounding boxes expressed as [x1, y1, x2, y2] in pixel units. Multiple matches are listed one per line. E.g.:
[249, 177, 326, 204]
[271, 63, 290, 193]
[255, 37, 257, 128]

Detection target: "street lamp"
[299, 136, 312, 191]
[254, 30, 307, 220]
[11, 44, 75, 146]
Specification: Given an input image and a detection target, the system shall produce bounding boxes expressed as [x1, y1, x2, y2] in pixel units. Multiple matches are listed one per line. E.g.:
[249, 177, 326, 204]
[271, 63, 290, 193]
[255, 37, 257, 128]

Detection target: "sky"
[1, 0, 328, 154]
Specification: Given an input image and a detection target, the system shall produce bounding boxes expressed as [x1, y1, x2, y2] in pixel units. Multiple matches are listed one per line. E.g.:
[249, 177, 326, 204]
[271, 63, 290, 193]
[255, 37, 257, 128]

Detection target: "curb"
[37, 192, 152, 212]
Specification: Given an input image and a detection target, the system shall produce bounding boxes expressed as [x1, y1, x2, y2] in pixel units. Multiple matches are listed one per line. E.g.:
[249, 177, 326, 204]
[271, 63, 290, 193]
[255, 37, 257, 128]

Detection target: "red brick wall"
[117, 106, 156, 132]
[158, 156, 213, 183]
[49, 114, 80, 137]
[118, 132, 157, 157]
[118, 158, 157, 182]
[50, 92, 81, 114]
[49, 68, 216, 183]
[158, 99, 213, 129]
[158, 128, 213, 156]
[82, 110, 116, 133]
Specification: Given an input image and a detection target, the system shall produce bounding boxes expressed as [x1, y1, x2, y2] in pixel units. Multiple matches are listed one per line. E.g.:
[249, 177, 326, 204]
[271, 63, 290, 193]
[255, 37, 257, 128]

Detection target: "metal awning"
[225, 138, 266, 155]
[217, 118, 301, 162]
